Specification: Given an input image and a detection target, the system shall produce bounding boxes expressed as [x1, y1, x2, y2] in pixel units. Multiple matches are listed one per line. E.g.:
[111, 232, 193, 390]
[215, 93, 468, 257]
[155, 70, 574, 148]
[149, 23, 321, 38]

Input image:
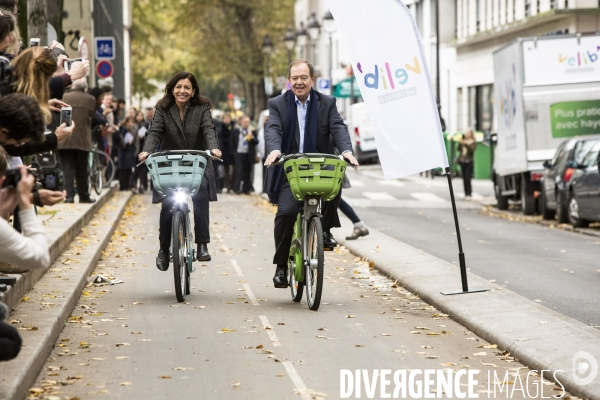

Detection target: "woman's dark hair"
[0, 11, 14, 42]
[0, 93, 46, 143]
[156, 71, 211, 110]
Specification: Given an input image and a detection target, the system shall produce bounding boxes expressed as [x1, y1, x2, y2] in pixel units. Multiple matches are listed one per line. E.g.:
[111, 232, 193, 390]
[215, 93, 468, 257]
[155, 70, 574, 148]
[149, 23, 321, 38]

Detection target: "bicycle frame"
[290, 195, 322, 282]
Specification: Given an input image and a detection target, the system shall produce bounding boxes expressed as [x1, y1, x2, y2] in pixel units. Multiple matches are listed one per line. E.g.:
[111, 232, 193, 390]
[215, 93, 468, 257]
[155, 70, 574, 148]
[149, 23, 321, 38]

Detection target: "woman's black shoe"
[273, 264, 288, 288]
[156, 250, 169, 271]
[197, 243, 211, 261]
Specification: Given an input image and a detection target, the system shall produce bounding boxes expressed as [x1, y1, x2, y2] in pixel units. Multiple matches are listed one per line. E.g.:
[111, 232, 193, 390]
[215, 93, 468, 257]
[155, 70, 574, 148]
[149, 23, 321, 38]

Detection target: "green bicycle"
[275, 153, 347, 311]
[145, 150, 220, 302]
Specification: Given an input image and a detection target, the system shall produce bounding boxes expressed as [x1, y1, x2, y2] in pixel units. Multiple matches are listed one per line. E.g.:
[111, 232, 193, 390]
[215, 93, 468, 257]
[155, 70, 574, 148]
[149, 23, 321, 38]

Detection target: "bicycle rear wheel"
[91, 151, 104, 195]
[172, 210, 187, 302]
[305, 216, 324, 310]
[95, 150, 115, 188]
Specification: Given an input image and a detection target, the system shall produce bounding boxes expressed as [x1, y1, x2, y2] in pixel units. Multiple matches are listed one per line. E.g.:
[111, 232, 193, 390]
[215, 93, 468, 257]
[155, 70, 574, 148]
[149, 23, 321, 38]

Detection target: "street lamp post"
[322, 10, 336, 87]
[262, 34, 274, 97]
[295, 22, 307, 59]
[283, 27, 296, 65]
[306, 12, 320, 66]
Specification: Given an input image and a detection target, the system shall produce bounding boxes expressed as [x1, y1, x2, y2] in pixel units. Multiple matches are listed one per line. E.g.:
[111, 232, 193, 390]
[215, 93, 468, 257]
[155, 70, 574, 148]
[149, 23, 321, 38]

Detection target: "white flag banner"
[326, 0, 448, 178]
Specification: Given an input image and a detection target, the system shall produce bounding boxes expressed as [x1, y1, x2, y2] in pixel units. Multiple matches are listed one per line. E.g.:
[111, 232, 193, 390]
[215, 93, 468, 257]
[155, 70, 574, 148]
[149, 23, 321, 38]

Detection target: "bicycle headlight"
[308, 198, 318, 206]
[174, 191, 187, 204]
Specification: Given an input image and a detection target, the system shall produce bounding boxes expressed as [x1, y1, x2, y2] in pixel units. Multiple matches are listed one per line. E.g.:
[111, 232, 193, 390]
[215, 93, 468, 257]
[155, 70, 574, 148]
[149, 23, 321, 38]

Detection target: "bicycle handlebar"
[138, 149, 222, 167]
[272, 153, 345, 166]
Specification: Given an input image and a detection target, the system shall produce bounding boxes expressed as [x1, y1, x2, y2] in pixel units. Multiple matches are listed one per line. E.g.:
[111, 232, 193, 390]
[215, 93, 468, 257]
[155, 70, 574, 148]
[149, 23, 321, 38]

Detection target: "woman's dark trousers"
[159, 174, 210, 251]
[460, 162, 474, 196]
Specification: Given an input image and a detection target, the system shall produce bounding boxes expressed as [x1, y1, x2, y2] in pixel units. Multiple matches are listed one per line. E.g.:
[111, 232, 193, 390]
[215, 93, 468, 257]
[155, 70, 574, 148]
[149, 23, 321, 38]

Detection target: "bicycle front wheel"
[96, 150, 115, 188]
[172, 210, 187, 302]
[305, 216, 324, 310]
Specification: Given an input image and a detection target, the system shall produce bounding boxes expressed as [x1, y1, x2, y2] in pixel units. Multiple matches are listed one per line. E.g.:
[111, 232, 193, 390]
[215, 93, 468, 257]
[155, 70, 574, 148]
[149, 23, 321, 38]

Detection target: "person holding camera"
[0, 93, 66, 207]
[138, 71, 221, 269]
[0, 10, 14, 57]
[58, 78, 96, 203]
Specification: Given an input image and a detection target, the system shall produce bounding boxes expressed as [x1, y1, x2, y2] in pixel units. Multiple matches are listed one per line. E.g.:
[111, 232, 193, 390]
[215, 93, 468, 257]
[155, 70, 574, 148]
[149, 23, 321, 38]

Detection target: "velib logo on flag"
[327, 0, 448, 178]
[356, 57, 422, 104]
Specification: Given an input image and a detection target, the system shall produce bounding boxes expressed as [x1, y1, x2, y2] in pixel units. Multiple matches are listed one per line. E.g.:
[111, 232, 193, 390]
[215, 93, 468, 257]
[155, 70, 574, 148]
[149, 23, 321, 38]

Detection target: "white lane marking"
[282, 361, 312, 400]
[348, 179, 365, 187]
[343, 197, 481, 209]
[410, 192, 447, 203]
[377, 179, 405, 187]
[230, 259, 244, 277]
[259, 315, 282, 347]
[243, 284, 259, 306]
[362, 191, 397, 201]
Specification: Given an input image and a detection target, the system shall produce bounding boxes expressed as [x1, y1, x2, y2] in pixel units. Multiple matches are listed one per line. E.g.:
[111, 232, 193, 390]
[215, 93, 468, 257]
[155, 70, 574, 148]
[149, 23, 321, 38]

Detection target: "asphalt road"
[27, 194, 560, 399]
[342, 166, 600, 328]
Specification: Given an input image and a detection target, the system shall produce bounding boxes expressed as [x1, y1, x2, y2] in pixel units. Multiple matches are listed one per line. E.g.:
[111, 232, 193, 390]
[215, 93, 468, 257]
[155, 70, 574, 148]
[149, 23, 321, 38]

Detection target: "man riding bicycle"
[264, 60, 359, 289]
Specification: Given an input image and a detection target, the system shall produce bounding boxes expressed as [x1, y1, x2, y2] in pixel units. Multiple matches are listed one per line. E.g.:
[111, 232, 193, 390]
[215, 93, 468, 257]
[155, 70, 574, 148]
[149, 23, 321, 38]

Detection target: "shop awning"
[332, 77, 362, 99]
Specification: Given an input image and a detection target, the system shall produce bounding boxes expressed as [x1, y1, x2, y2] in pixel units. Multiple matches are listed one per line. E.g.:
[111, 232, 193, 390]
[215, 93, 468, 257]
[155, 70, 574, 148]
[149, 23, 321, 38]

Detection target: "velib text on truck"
[493, 34, 600, 214]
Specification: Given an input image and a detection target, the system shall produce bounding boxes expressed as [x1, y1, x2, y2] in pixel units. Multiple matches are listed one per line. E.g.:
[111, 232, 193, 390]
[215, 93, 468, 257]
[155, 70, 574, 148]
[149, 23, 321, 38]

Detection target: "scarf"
[267, 89, 319, 204]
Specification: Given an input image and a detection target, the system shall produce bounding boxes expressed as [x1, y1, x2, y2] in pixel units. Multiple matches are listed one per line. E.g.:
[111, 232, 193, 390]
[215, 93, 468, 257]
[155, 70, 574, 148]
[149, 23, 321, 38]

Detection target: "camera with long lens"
[0, 168, 24, 188]
[34, 152, 64, 192]
[0, 55, 13, 96]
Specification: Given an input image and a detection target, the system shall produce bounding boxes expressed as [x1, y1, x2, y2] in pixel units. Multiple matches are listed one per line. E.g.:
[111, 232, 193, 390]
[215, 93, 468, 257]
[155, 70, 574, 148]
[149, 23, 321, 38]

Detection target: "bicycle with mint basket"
[145, 149, 221, 302]
[274, 153, 347, 311]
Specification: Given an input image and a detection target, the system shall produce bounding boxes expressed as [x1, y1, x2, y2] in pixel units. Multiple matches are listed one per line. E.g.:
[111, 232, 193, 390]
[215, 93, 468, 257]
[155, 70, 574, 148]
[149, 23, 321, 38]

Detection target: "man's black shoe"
[80, 197, 96, 204]
[273, 264, 288, 288]
[323, 232, 337, 251]
[197, 243, 211, 261]
[64, 198, 74, 203]
[156, 250, 169, 271]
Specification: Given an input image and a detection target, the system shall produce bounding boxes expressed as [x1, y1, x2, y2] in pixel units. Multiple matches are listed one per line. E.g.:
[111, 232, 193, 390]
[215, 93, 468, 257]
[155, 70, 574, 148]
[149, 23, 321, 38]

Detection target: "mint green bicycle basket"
[146, 153, 207, 197]
[284, 156, 347, 201]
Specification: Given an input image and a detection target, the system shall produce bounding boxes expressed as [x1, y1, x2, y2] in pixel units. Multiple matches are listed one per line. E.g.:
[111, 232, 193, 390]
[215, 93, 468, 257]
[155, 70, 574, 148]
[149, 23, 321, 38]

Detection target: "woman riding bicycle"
[138, 71, 221, 271]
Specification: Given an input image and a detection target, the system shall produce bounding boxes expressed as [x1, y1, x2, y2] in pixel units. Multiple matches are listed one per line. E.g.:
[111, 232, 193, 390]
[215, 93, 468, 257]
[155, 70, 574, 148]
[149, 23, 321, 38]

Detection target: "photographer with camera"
[0, 10, 14, 57]
[0, 94, 66, 206]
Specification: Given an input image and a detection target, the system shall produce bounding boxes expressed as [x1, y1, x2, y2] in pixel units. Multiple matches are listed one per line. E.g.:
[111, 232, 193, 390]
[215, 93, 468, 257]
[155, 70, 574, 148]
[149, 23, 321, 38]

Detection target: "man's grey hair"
[72, 78, 87, 90]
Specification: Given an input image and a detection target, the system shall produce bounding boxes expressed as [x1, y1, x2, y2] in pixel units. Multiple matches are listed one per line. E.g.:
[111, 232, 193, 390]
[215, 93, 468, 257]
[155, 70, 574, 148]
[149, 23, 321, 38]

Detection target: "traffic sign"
[317, 77, 331, 90]
[94, 37, 115, 60]
[96, 60, 114, 78]
[78, 37, 90, 60]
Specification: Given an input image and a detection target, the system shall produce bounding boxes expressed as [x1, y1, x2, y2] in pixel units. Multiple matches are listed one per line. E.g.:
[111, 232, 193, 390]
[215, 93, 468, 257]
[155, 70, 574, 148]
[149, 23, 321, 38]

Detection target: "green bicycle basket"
[284, 156, 347, 201]
[146, 153, 207, 197]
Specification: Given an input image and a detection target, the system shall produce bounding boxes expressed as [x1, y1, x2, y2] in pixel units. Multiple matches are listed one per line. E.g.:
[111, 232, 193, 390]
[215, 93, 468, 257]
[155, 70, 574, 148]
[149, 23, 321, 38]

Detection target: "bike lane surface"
[27, 193, 570, 399]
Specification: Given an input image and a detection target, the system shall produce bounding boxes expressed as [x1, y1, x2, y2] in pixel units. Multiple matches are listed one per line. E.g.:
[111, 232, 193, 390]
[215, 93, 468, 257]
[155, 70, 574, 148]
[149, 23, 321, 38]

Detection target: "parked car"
[348, 102, 378, 163]
[540, 137, 600, 223]
[567, 140, 600, 227]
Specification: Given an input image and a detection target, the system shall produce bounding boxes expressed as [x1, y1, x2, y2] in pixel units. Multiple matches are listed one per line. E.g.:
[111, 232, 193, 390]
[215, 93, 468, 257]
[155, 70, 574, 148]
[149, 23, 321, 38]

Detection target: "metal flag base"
[440, 168, 490, 296]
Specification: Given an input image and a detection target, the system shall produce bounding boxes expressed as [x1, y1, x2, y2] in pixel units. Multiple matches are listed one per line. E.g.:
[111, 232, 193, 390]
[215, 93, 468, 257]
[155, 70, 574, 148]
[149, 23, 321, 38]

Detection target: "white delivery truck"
[348, 102, 378, 163]
[493, 33, 600, 214]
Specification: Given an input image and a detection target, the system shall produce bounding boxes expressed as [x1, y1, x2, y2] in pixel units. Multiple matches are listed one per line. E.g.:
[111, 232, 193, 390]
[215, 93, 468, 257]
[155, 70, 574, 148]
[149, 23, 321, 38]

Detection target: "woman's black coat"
[143, 103, 219, 203]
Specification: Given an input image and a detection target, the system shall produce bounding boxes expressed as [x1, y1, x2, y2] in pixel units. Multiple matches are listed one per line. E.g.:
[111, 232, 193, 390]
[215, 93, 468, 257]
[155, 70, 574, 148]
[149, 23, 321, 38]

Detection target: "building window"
[468, 84, 494, 135]
[477, 0, 483, 31]
[525, 0, 531, 17]
[550, 0, 557, 9]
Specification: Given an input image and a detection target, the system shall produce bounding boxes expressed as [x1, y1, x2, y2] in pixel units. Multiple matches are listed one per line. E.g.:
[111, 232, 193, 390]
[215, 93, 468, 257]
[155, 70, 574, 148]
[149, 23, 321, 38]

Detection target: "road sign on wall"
[94, 37, 115, 60]
[96, 60, 114, 78]
[78, 37, 90, 59]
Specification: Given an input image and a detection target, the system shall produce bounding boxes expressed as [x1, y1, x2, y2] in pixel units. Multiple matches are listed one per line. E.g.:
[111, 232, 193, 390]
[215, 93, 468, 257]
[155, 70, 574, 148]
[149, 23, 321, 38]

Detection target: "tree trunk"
[27, 0, 47, 44]
[254, 79, 267, 120]
[46, 0, 63, 42]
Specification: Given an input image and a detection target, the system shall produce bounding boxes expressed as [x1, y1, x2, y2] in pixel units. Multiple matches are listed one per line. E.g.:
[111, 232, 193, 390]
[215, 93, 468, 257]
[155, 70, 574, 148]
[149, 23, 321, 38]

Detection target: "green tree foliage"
[132, 0, 294, 119]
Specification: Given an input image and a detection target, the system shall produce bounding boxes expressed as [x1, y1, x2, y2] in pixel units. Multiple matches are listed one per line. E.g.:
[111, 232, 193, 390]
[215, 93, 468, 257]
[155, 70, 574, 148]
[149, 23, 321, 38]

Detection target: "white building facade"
[294, 0, 600, 134]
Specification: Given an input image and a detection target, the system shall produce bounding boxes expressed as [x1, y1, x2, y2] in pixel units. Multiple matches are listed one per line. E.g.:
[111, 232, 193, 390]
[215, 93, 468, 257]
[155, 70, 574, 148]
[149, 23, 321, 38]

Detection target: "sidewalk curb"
[336, 216, 600, 400]
[0, 192, 132, 400]
[1, 184, 118, 311]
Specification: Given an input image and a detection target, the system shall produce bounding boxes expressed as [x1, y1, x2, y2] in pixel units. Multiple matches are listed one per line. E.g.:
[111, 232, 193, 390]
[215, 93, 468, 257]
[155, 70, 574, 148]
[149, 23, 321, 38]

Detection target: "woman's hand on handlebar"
[138, 152, 149, 162]
[264, 150, 281, 167]
[210, 149, 222, 158]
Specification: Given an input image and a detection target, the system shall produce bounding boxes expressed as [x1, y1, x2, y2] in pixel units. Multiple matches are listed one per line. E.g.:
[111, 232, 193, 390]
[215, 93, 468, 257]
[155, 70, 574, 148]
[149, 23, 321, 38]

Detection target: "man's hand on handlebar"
[343, 152, 359, 170]
[264, 150, 281, 167]
[138, 152, 149, 162]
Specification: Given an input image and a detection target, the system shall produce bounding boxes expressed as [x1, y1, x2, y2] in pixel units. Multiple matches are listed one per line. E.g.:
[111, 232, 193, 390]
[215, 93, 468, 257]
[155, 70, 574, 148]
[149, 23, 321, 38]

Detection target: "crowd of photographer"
[0, 0, 152, 361]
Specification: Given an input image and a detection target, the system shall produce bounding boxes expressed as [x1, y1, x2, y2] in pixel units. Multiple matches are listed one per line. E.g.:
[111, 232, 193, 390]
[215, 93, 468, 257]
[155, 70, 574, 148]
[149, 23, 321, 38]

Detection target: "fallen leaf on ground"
[116, 356, 128, 360]
[160, 376, 171, 379]
[120, 382, 132, 386]
[473, 352, 487, 356]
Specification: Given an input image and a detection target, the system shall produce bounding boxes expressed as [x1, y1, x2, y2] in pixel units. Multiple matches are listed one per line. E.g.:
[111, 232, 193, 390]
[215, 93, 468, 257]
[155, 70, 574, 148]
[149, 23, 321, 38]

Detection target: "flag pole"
[441, 167, 489, 295]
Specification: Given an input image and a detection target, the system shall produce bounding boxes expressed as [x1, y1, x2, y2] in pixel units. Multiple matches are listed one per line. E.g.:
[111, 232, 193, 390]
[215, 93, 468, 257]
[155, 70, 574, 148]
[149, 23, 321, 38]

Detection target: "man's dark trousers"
[59, 149, 90, 199]
[272, 180, 342, 265]
[234, 153, 252, 193]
